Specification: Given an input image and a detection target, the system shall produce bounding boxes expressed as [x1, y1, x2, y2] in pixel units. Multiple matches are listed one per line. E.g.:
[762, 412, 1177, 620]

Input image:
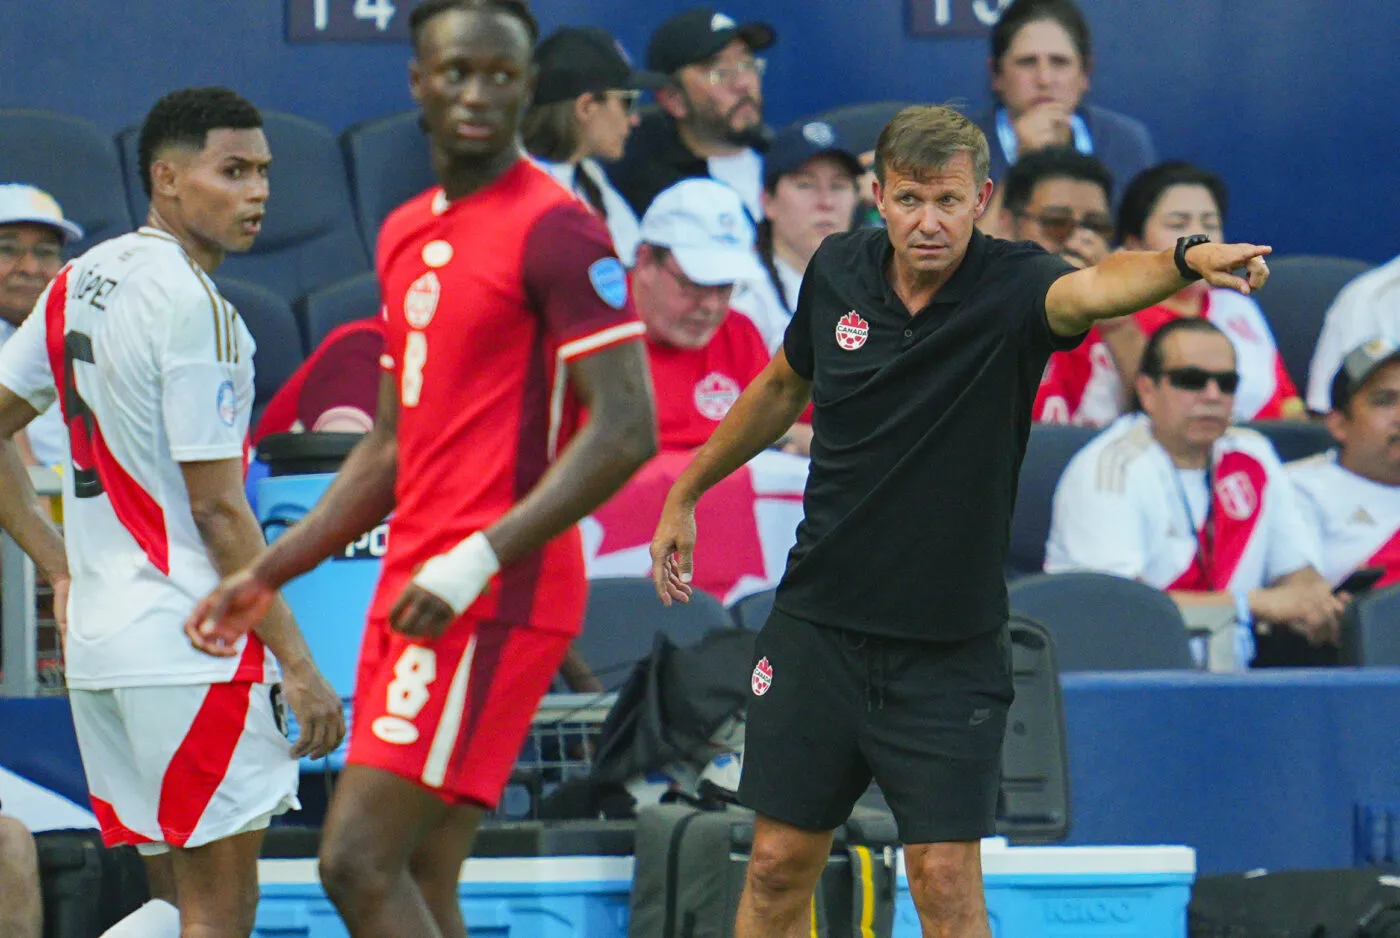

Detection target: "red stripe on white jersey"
[89, 793, 156, 848]
[157, 680, 255, 846]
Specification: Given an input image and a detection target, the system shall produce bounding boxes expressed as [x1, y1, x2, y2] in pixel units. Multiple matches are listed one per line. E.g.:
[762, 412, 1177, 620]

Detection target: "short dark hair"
[873, 105, 990, 186]
[1000, 146, 1111, 216]
[1139, 317, 1231, 379]
[1117, 161, 1229, 244]
[138, 87, 262, 199]
[991, 0, 1092, 70]
[409, 0, 539, 53]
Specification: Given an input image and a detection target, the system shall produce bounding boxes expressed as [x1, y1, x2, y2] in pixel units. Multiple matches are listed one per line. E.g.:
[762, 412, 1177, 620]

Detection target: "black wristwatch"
[1174, 234, 1211, 281]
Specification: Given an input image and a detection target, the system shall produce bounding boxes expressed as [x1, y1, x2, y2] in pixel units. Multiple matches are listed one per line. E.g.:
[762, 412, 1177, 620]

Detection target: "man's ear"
[408, 60, 423, 104]
[973, 177, 996, 219]
[655, 84, 688, 121]
[149, 156, 179, 200]
[1324, 407, 1350, 447]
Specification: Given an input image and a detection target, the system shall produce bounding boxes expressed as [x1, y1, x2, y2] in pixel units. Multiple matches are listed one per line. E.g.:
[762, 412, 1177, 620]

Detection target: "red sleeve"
[296, 322, 386, 431]
[521, 201, 645, 362]
[1132, 304, 1178, 337]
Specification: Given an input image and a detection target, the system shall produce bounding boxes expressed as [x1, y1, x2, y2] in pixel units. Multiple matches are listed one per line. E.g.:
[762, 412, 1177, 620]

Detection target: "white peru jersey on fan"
[0, 227, 275, 689]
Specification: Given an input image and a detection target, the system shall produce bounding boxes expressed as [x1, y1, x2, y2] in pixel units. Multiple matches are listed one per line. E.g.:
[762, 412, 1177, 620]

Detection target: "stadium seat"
[215, 277, 304, 421]
[1007, 424, 1099, 578]
[576, 577, 735, 690]
[1008, 572, 1193, 671]
[0, 109, 134, 255]
[1253, 255, 1372, 393]
[298, 270, 380, 349]
[1236, 420, 1335, 464]
[117, 111, 370, 303]
[1339, 584, 1400, 666]
[729, 587, 776, 631]
[341, 110, 435, 254]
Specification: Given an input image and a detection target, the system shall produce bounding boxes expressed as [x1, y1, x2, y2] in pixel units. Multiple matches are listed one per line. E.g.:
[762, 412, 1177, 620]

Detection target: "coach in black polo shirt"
[650, 105, 1270, 938]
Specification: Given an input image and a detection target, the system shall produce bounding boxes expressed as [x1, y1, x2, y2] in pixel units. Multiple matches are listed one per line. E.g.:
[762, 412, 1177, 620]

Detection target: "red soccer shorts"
[346, 613, 570, 807]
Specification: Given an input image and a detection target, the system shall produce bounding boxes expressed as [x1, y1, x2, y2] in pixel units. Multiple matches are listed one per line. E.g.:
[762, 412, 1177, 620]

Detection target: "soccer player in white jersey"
[1044, 318, 1345, 668]
[1290, 339, 1400, 591]
[0, 87, 343, 938]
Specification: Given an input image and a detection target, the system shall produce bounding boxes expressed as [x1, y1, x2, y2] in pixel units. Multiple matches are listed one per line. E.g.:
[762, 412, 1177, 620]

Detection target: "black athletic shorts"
[738, 607, 1014, 844]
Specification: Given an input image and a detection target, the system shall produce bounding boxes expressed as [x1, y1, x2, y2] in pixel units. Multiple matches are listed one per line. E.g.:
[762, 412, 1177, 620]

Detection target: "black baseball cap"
[647, 8, 776, 75]
[533, 27, 666, 107]
[763, 119, 862, 189]
[1331, 338, 1400, 411]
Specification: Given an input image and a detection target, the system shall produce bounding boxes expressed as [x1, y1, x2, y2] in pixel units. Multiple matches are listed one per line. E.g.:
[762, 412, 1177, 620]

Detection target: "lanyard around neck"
[1171, 460, 1216, 584]
[995, 107, 1094, 164]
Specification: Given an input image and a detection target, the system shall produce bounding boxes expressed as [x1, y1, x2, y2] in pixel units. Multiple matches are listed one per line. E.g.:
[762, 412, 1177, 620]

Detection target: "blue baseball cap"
[763, 119, 862, 190]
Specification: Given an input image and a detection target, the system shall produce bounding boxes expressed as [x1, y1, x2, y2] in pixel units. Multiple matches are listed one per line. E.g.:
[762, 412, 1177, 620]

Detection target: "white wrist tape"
[411, 531, 501, 616]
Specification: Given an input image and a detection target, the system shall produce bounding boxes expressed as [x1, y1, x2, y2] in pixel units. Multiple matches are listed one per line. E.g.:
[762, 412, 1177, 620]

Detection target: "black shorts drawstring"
[844, 631, 887, 712]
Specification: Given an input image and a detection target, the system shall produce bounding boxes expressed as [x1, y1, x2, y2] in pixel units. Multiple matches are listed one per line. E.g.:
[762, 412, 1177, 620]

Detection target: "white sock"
[100, 898, 180, 938]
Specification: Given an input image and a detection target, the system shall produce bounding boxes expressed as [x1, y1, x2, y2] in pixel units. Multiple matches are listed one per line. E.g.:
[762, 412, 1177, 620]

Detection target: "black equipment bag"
[1189, 869, 1400, 937]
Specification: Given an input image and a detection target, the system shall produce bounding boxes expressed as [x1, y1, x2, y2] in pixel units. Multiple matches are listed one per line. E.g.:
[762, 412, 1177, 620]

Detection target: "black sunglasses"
[1160, 367, 1240, 394]
[1017, 211, 1116, 242]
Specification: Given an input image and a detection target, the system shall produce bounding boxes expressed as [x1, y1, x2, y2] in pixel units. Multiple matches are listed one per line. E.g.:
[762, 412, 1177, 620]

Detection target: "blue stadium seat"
[1008, 424, 1100, 578]
[1008, 572, 1193, 671]
[341, 111, 435, 255]
[729, 587, 776, 631]
[1236, 420, 1335, 464]
[215, 277, 304, 420]
[0, 109, 134, 256]
[1253, 255, 1372, 394]
[118, 111, 369, 303]
[1340, 584, 1400, 666]
[297, 270, 380, 349]
[577, 577, 735, 690]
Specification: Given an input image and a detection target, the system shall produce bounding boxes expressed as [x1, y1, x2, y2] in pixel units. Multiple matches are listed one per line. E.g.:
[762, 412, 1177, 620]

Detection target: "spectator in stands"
[523, 26, 663, 266]
[1307, 254, 1400, 412]
[814, 101, 912, 230]
[1290, 339, 1400, 593]
[1000, 149, 1127, 426]
[1045, 319, 1344, 669]
[976, 0, 1155, 207]
[252, 315, 384, 442]
[1114, 162, 1305, 420]
[632, 179, 800, 452]
[608, 8, 775, 219]
[0, 812, 40, 938]
[730, 118, 861, 350]
[0, 184, 83, 467]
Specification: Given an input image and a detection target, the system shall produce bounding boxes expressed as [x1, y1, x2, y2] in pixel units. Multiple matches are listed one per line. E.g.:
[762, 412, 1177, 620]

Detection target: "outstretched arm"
[650, 349, 812, 604]
[1045, 241, 1272, 337]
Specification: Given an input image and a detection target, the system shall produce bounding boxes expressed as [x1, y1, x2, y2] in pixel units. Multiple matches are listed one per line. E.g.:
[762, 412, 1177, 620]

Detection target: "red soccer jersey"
[646, 309, 771, 451]
[372, 161, 644, 635]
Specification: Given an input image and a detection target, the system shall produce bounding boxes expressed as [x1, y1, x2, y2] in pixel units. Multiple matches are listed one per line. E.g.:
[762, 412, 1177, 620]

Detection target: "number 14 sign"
[287, 0, 408, 42]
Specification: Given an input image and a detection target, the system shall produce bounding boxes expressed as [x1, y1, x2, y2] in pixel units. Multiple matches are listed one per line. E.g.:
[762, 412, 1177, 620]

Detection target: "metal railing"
[0, 466, 62, 698]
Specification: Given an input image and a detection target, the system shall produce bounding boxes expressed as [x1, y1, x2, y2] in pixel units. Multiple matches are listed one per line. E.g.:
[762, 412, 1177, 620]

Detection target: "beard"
[685, 92, 767, 148]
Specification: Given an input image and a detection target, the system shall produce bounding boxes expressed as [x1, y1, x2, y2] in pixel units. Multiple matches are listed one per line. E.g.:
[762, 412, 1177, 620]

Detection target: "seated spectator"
[1307, 253, 1400, 412]
[1045, 319, 1345, 669]
[730, 118, 861, 350]
[1290, 339, 1400, 592]
[608, 8, 775, 219]
[999, 149, 1125, 426]
[1114, 162, 1305, 420]
[632, 179, 790, 451]
[523, 26, 663, 266]
[975, 0, 1155, 208]
[251, 315, 385, 443]
[815, 101, 912, 230]
[0, 184, 84, 467]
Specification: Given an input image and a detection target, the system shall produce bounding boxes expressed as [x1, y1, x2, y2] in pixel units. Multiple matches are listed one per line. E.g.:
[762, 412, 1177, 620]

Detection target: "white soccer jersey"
[1287, 451, 1400, 588]
[0, 227, 274, 690]
[1306, 255, 1400, 412]
[1044, 413, 1319, 592]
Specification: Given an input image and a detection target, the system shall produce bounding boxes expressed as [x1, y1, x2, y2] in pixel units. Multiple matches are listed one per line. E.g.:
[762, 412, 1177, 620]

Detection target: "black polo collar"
[863, 228, 990, 316]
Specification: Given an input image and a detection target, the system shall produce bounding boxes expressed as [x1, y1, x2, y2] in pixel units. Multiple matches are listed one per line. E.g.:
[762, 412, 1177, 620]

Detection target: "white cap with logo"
[0, 184, 84, 243]
[639, 179, 765, 287]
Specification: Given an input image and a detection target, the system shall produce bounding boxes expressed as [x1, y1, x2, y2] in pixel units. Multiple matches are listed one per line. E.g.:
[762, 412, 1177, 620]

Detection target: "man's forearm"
[0, 439, 66, 584]
[669, 367, 811, 508]
[252, 433, 397, 590]
[1051, 249, 1186, 332]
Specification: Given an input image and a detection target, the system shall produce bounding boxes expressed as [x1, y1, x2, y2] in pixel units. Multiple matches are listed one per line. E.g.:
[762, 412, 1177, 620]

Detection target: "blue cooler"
[255, 433, 381, 771]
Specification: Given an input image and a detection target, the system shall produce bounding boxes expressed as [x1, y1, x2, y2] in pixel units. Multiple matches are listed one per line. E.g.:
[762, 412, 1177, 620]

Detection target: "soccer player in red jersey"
[184, 2, 658, 935]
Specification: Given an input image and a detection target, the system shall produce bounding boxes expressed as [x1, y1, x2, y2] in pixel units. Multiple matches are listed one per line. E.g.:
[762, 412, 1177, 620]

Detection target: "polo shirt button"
[903, 329, 913, 338]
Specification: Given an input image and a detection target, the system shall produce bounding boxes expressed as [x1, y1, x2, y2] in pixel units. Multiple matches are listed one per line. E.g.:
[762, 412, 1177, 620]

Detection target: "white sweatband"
[411, 531, 501, 616]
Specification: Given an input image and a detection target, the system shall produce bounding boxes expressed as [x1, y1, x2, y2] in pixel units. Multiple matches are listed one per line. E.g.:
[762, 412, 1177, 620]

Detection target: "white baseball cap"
[639, 179, 765, 286]
[0, 184, 84, 243]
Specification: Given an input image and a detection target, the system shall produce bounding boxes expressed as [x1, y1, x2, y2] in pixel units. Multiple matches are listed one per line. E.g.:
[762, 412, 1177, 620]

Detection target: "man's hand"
[51, 575, 70, 647]
[1013, 103, 1073, 153]
[776, 422, 814, 457]
[1184, 242, 1272, 296]
[389, 584, 458, 639]
[650, 498, 697, 606]
[184, 570, 276, 657]
[1250, 578, 1346, 645]
[280, 661, 346, 760]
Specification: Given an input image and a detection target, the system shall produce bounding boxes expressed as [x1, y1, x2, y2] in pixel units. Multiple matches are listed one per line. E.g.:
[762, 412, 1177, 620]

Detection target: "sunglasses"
[1018, 211, 1115, 242]
[1160, 367, 1240, 394]
[601, 90, 642, 114]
